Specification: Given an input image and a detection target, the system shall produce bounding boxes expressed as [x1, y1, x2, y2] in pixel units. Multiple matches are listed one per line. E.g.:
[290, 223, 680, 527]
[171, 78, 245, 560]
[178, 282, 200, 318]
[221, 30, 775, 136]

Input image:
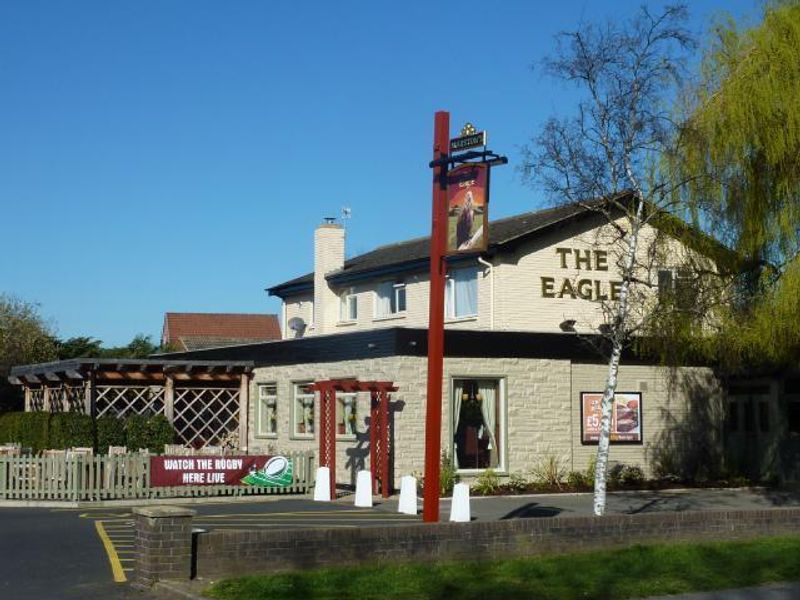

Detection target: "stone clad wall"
[247, 356, 719, 486]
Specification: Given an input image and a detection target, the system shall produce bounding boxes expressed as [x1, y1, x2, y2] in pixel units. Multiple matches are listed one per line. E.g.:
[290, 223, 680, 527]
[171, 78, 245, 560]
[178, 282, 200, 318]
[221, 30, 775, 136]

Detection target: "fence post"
[133, 506, 196, 586]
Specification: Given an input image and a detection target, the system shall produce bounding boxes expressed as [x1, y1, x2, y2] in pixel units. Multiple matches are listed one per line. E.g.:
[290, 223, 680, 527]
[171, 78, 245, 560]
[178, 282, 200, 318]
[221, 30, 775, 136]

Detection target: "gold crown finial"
[460, 122, 477, 136]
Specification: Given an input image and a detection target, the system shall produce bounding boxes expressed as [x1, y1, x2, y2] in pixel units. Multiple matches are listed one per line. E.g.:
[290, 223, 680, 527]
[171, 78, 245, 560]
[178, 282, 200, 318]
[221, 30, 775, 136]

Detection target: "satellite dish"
[287, 317, 306, 338]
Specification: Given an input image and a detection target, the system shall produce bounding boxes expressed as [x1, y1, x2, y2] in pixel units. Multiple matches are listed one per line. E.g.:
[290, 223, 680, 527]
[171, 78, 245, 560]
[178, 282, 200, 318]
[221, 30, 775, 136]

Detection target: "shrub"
[473, 468, 500, 495]
[566, 470, 591, 490]
[618, 464, 645, 486]
[505, 471, 529, 493]
[146, 414, 175, 453]
[96, 416, 126, 454]
[439, 451, 459, 496]
[531, 454, 566, 489]
[48, 413, 93, 449]
[124, 414, 150, 451]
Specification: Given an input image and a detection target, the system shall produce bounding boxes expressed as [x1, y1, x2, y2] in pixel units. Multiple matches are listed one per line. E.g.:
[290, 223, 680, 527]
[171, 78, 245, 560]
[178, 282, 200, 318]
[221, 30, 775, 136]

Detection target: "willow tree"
[522, 5, 697, 516]
[678, 1, 800, 369]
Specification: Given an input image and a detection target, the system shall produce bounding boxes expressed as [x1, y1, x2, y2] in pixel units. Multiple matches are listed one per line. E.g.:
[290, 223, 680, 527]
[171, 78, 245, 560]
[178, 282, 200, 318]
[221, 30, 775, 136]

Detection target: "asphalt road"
[1, 487, 799, 599]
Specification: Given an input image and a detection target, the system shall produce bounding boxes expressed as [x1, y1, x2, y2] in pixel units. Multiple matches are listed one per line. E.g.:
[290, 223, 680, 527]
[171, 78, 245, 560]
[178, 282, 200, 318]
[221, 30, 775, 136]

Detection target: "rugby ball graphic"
[241, 455, 294, 487]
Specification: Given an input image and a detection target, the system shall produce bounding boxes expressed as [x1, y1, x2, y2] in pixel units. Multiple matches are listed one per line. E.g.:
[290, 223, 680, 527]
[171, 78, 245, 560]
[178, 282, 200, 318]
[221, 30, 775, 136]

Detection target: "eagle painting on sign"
[447, 163, 489, 254]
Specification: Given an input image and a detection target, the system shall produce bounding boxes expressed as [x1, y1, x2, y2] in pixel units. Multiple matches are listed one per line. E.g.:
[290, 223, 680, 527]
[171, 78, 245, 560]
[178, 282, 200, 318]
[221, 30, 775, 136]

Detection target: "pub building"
[10, 200, 800, 488]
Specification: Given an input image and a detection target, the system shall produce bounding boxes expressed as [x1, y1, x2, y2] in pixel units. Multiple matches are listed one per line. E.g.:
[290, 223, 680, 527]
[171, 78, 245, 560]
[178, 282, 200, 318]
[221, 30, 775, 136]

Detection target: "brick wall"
[191, 508, 800, 580]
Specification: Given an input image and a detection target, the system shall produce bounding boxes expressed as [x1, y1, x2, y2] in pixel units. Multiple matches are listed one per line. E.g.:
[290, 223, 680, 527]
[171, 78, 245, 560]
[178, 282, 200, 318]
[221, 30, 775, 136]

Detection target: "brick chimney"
[313, 220, 345, 334]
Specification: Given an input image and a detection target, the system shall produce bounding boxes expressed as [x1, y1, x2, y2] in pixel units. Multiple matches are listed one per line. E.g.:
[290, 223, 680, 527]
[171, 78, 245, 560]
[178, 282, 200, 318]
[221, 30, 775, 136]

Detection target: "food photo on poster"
[580, 392, 642, 444]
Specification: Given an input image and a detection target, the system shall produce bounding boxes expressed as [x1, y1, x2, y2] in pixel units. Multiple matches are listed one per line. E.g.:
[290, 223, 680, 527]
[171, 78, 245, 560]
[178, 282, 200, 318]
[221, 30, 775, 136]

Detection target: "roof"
[267, 196, 737, 297]
[154, 327, 691, 367]
[9, 358, 253, 385]
[268, 200, 603, 297]
[162, 313, 281, 351]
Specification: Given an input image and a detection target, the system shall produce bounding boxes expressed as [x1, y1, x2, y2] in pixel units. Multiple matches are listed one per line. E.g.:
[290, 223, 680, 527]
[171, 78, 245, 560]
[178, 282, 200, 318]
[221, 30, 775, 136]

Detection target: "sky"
[0, 0, 760, 346]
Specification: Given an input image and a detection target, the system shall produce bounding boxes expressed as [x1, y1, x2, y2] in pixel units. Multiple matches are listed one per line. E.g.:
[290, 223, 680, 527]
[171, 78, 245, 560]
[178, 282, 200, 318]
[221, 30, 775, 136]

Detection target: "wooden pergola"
[9, 359, 254, 450]
[310, 379, 397, 500]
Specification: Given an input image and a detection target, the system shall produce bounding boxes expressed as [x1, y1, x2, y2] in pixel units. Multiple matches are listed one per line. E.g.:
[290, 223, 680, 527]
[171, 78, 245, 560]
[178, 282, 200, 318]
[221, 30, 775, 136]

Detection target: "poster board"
[150, 455, 294, 487]
[580, 392, 642, 444]
[446, 163, 489, 254]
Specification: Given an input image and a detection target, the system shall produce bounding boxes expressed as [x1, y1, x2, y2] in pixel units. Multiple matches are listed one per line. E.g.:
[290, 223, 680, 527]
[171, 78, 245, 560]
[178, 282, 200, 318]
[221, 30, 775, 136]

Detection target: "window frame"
[449, 376, 506, 474]
[339, 288, 358, 323]
[292, 381, 315, 439]
[255, 383, 278, 438]
[445, 267, 479, 320]
[335, 392, 359, 440]
[374, 281, 407, 320]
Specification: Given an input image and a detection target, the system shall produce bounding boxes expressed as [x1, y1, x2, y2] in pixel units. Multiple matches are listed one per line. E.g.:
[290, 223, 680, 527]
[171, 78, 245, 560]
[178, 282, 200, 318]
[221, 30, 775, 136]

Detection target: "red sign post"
[422, 111, 450, 523]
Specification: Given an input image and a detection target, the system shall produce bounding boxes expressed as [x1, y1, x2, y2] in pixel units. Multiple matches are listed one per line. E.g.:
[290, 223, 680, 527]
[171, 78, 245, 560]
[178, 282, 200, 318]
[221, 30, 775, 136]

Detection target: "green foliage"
[56, 333, 160, 360]
[205, 536, 800, 600]
[439, 451, 459, 497]
[96, 415, 126, 454]
[146, 414, 175, 453]
[0, 412, 50, 452]
[609, 464, 646, 487]
[48, 413, 93, 449]
[124, 414, 150, 451]
[472, 468, 500, 495]
[530, 454, 566, 489]
[0, 294, 57, 411]
[566, 471, 591, 490]
[505, 472, 530, 493]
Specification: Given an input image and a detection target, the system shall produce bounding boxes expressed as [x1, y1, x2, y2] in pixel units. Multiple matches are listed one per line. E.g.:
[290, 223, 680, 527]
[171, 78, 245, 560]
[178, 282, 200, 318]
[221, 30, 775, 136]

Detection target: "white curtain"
[452, 380, 464, 469]
[375, 282, 392, 317]
[478, 380, 498, 465]
[453, 268, 478, 317]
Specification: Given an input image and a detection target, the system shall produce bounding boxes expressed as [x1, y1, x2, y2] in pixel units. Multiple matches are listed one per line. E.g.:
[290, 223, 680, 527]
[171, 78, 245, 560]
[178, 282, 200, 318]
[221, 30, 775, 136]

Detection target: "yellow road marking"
[95, 521, 127, 583]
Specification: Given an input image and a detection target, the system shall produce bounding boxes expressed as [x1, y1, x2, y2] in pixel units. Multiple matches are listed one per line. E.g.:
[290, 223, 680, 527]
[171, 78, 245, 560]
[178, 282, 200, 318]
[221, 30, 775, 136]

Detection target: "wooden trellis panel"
[173, 387, 239, 449]
[49, 385, 87, 413]
[95, 385, 165, 418]
[29, 388, 45, 412]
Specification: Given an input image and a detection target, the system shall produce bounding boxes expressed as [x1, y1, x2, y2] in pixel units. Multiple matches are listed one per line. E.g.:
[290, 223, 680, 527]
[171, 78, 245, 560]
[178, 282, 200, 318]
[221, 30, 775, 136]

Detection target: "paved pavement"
[644, 582, 800, 599]
[1, 487, 799, 599]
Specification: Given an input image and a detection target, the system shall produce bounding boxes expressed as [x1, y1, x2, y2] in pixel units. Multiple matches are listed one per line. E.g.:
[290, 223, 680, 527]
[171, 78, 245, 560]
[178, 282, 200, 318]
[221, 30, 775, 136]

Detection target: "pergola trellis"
[310, 379, 397, 500]
[8, 358, 254, 449]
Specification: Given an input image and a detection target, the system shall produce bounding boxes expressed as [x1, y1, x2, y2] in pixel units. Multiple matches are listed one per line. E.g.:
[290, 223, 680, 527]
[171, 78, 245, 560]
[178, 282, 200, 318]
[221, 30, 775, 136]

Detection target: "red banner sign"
[581, 392, 642, 444]
[447, 163, 489, 255]
[150, 455, 271, 487]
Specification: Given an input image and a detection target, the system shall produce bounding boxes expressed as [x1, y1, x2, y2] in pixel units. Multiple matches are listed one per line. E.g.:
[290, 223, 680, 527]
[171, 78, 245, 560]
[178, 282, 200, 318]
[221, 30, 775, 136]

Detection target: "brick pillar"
[133, 506, 196, 586]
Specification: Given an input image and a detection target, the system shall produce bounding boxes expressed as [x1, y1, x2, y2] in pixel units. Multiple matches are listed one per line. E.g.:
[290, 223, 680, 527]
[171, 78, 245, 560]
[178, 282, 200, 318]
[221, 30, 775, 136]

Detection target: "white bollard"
[449, 482, 471, 522]
[397, 475, 418, 515]
[354, 470, 373, 507]
[313, 466, 331, 502]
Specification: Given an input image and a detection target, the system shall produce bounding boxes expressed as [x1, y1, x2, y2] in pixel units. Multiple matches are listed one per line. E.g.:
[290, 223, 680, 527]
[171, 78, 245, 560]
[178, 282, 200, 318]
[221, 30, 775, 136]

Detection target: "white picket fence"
[0, 450, 315, 501]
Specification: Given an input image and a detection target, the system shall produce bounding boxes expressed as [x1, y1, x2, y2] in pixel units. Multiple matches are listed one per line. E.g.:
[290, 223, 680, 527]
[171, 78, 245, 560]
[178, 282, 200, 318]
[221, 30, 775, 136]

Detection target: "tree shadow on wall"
[646, 369, 726, 482]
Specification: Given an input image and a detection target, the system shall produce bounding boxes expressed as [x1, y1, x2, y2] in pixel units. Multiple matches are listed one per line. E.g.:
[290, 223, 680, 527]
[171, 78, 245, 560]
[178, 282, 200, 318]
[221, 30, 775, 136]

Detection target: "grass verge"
[204, 535, 800, 600]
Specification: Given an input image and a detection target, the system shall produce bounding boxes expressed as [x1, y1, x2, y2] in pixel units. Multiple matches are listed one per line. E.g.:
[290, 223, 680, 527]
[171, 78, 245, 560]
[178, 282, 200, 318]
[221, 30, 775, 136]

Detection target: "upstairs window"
[339, 288, 358, 322]
[375, 281, 406, 318]
[657, 268, 696, 310]
[445, 267, 478, 319]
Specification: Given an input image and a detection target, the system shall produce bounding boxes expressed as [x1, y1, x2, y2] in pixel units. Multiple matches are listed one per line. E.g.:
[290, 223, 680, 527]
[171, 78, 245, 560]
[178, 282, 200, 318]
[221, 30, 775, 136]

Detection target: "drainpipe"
[477, 256, 494, 330]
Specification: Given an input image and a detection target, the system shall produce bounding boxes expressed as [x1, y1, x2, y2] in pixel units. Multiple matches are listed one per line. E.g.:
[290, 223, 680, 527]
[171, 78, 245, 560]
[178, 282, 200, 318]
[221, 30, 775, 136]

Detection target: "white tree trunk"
[593, 197, 645, 517]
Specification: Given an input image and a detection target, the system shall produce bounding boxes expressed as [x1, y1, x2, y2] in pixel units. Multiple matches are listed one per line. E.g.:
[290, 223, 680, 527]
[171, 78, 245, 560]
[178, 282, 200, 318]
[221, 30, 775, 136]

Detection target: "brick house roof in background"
[162, 313, 281, 351]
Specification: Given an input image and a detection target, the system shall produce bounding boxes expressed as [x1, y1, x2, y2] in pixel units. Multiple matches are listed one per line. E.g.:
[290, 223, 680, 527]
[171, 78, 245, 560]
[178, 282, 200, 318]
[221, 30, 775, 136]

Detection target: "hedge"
[0, 412, 176, 454]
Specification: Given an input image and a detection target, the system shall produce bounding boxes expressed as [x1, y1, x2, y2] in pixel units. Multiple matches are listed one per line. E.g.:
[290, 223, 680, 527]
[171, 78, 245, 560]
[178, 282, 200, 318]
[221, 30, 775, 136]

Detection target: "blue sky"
[0, 1, 758, 346]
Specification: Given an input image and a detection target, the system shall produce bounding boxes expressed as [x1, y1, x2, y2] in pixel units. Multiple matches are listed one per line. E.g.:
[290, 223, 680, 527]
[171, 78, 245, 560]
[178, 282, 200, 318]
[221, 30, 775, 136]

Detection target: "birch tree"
[522, 5, 696, 515]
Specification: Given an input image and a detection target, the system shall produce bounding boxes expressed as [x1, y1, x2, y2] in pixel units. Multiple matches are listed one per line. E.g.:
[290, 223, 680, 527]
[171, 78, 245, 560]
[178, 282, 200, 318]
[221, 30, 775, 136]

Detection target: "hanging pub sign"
[580, 392, 642, 444]
[447, 162, 489, 254]
[449, 121, 487, 153]
[150, 454, 294, 487]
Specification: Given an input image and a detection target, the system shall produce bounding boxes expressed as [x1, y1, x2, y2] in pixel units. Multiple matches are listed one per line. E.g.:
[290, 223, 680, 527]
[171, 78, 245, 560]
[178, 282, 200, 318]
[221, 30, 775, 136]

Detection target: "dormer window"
[375, 281, 406, 318]
[340, 288, 358, 322]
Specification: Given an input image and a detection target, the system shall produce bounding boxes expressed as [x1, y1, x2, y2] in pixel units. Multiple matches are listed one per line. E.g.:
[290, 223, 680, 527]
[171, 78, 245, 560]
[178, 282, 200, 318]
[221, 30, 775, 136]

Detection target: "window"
[256, 384, 277, 436]
[445, 267, 478, 319]
[452, 378, 503, 471]
[657, 268, 695, 310]
[293, 382, 315, 437]
[375, 281, 406, 318]
[340, 288, 358, 322]
[336, 392, 358, 437]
